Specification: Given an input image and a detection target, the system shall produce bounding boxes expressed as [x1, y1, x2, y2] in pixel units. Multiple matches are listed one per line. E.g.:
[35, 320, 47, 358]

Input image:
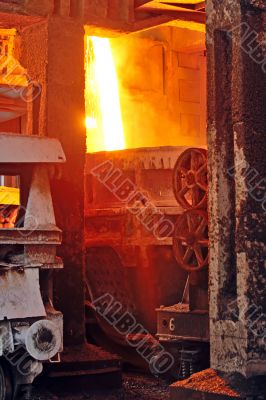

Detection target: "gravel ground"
[30, 373, 170, 400]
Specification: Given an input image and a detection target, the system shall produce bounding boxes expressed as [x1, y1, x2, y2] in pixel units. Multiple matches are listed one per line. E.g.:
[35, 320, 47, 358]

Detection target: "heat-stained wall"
[111, 26, 206, 149]
[15, 20, 48, 136]
[207, 0, 266, 379]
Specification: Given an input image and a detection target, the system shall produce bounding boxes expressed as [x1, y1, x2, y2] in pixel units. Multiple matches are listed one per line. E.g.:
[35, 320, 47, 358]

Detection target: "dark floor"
[31, 373, 170, 400]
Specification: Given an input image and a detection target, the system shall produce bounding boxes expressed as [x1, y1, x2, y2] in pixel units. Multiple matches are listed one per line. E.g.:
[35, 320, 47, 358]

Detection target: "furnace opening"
[84, 21, 209, 368]
[85, 25, 206, 153]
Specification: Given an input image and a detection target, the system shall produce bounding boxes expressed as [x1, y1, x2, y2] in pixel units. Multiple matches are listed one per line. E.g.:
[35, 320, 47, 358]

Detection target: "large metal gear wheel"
[0, 361, 13, 400]
[173, 210, 209, 272]
[173, 148, 208, 210]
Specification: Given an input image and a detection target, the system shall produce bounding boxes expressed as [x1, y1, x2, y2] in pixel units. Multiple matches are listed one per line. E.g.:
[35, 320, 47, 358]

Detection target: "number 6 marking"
[169, 318, 175, 332]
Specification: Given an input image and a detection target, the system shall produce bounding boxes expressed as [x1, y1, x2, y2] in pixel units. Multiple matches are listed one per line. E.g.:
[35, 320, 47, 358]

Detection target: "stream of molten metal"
[85, 36, 125, 152]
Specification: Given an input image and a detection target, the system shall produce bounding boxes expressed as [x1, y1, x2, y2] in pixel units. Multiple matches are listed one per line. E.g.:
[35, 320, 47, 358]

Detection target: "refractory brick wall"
[111, 26, 207, 150]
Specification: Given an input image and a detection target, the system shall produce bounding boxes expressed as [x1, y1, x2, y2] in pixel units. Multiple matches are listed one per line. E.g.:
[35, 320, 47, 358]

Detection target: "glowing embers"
[85, 36, 125, 153]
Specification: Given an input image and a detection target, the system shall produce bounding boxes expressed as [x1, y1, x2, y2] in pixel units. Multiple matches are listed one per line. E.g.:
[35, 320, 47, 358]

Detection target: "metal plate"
[0, 134, 66, 164]
[0, 268, 46, 320]
[157, 306, 209, 342]
[0, 228, 62, 244]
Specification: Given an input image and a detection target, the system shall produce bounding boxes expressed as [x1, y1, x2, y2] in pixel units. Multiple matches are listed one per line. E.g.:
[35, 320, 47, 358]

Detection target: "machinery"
[85, 146, 189, 340]
[85, 146, 209, 376]
[0, 134, 65, 399]
[157, 148, 209, 378]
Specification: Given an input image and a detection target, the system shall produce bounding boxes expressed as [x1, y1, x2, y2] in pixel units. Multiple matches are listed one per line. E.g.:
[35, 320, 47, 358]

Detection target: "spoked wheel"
[173, 210, 209, 272]
[173, 148, 208, 209]
[0, 361, 13, 400]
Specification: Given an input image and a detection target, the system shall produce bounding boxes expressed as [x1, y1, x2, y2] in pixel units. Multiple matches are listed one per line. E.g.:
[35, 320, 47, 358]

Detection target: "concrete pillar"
[46, 17, 86, 346]
[207, 0, 266, 378]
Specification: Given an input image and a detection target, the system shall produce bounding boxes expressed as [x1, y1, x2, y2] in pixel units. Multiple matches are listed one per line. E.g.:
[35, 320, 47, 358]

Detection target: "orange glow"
[85, 36, 125, 153]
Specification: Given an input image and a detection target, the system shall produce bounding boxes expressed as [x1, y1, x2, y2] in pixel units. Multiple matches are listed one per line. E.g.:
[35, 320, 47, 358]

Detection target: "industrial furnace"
[84, 22, 209, 376]
[85, 146, 209, 376]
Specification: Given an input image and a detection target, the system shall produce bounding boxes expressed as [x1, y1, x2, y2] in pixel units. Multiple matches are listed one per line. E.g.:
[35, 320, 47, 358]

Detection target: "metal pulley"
[173, 148, 207, 210]
[173, 209, 209, 272]
[14, 320, 62, 362]
[172, 148, 209, 272]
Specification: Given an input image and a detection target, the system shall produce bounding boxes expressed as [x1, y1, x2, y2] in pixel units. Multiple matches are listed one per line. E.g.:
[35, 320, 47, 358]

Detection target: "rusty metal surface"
[86, 146, 192, 171]
[86, 247, 136, 313]
[86, 213, 177, 250]
[86, 146, 204, 209]
[0, 261, 62, 270]
[0, 229, 62, 244]
[156, 306, 209, 342]
[173, 210, 208, 272]
[0, 134, 66, 164]
[86, 146, 210, 375]
[169, 147, 209, 349]
[173, 148, 207, 210]
[85, 147, 191, 337]
[0, 268, 46, 320]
